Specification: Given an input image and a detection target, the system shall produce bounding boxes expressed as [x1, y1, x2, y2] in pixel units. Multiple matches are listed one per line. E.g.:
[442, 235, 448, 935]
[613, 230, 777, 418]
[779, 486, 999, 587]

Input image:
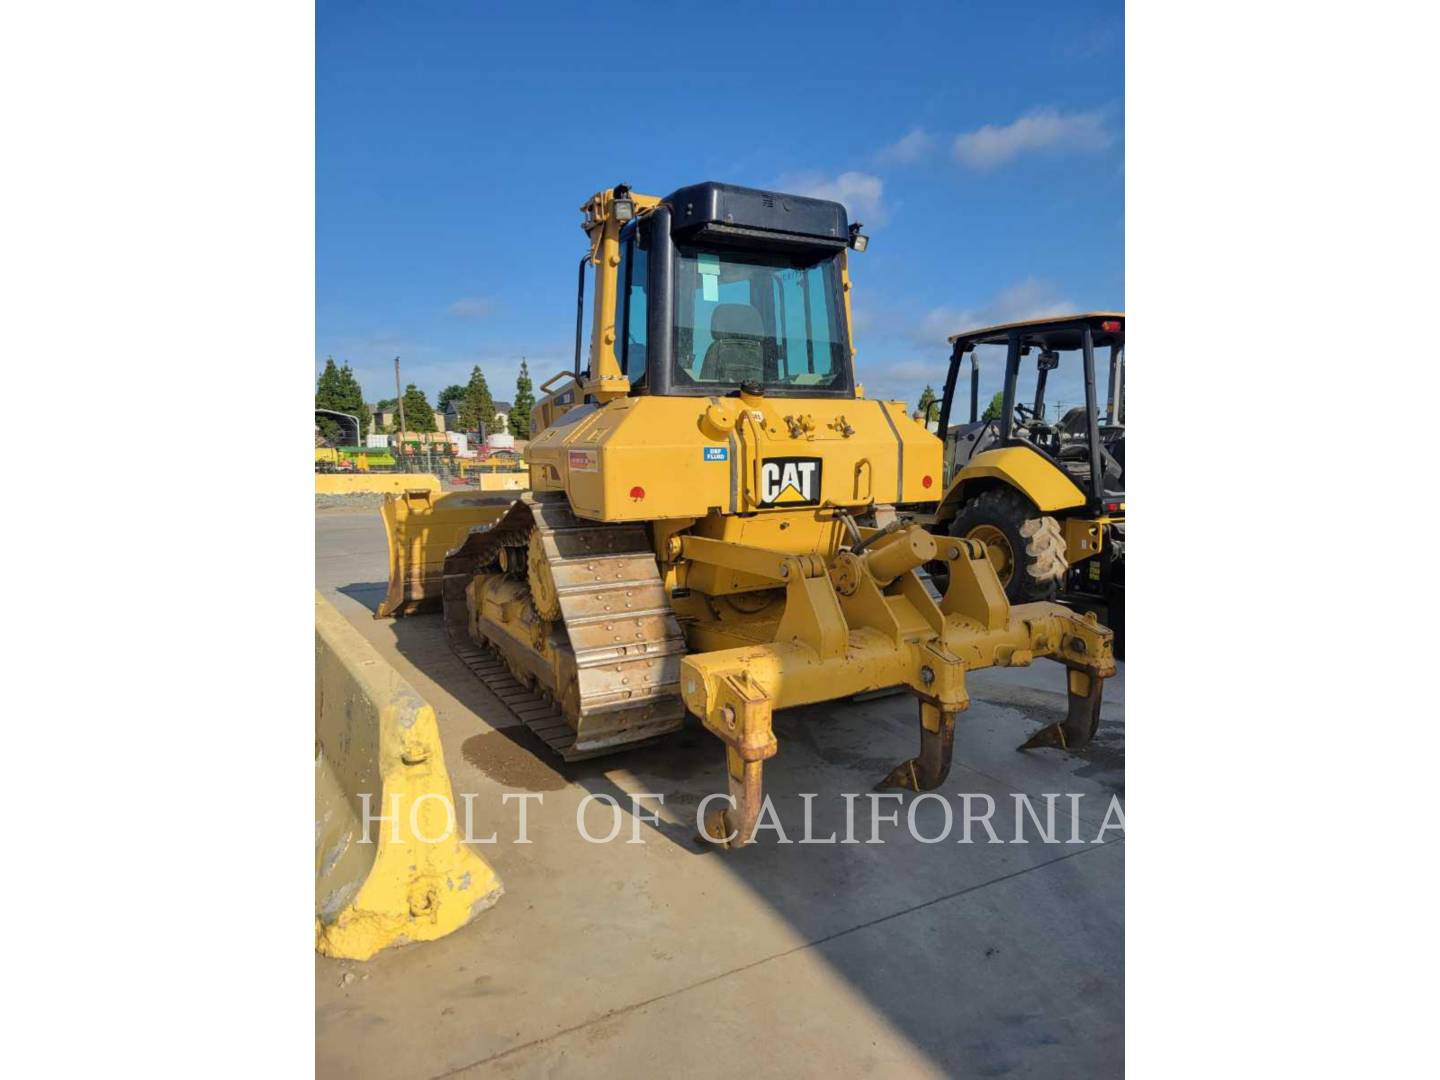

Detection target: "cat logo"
[759, 457, 822, 507]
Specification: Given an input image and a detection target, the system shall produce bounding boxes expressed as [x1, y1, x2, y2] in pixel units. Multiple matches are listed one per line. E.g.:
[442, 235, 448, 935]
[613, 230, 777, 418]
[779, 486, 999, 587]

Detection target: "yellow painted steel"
[677, 526, 1113, 724]
[377, 490, 516, 616]
[579, 187, 662, 403]
[840, 251, 857, 359]
[316, 472, 441, 496]
[940, 446, 1087, 515]
[1063, 514, 1119, 565]
[314, 593, 502, 961]
[473, 472, 526, 492]
[525, 392, 938, 521]
[375, 181, 1117, 848]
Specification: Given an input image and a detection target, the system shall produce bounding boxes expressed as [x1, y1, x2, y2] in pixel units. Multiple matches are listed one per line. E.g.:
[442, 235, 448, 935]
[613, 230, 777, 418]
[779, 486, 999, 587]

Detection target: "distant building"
[443, 398, 512, 436]
[372, 405, 447, 435]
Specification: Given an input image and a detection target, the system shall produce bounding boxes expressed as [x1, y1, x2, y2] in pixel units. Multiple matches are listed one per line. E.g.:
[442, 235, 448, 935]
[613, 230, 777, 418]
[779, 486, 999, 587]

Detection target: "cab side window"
[616, 232, 648, 385]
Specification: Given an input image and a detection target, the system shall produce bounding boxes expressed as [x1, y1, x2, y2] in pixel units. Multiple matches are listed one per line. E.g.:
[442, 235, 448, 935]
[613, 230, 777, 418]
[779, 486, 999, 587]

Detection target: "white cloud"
[952, 107, 1112, 171]
[977, 278, 1080, 326]
[915, 305, 970, 346]
[447, 296, 494, 319]
[775, 170, 888, 227]
[861, 278, 1086, 406]
[877, 128, 936, 166]
[909, 278, 1078, 347]
[880, 358, 947, 382]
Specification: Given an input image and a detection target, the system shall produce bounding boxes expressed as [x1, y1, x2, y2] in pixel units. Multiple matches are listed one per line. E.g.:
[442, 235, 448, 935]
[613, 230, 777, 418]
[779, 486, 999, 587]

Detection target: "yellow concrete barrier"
[315, 592, 502, 960]
[316, 473, 442, 496]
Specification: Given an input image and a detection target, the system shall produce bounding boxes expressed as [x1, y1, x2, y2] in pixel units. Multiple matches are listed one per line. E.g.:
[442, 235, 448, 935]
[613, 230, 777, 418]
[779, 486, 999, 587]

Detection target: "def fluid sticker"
[703, 446, 729, 462]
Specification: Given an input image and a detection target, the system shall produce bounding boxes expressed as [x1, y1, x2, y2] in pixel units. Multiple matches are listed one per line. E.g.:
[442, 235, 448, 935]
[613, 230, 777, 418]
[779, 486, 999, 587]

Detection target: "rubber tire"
[947, 488, 1067, 603]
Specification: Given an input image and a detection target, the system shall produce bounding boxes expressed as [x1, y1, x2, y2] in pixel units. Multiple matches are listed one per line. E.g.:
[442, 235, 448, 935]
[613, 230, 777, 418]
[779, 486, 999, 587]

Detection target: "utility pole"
[394, 356, 407, 435]
[394, 356, 407, 466]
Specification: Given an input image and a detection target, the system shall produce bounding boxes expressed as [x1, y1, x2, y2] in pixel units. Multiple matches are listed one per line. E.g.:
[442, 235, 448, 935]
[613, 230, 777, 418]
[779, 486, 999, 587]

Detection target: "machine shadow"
[379, 601, 1125, 1075]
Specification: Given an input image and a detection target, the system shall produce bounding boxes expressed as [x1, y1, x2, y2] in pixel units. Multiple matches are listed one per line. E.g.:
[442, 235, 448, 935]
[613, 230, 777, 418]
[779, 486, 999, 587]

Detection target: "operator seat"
[699, 303, 766, 384]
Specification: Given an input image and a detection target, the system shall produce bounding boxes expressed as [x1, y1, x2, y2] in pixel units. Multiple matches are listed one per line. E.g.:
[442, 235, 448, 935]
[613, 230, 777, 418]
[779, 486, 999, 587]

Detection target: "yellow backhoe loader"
[925, 314, 1125, 656]
[378, 182, 1115, 846]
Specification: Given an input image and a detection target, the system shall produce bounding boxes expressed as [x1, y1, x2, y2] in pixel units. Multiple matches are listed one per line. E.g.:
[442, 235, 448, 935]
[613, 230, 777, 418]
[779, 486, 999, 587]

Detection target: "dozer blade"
[377, 488, 518, 618]
[315, 593, 502, 961]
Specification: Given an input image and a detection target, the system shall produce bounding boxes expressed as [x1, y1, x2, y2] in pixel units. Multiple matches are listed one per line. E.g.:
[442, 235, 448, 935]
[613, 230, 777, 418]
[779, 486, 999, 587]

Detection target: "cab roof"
[947, 312, 1124, 351]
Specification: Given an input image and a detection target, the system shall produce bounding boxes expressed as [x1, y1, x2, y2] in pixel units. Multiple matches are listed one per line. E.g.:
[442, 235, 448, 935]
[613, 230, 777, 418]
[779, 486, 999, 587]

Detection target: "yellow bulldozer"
[378, 181, 1115, 846]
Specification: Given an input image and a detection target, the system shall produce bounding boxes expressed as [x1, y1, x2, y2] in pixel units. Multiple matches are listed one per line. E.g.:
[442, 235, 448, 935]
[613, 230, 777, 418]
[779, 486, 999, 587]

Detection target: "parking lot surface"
[315, 506, 1124, 1078]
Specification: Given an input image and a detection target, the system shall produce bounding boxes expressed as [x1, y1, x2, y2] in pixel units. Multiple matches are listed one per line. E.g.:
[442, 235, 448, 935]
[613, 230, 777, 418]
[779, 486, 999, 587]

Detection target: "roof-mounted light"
[848, 222, 869, 252]
[1101, 320, 1122, 332]
[611, 183, 634, 223]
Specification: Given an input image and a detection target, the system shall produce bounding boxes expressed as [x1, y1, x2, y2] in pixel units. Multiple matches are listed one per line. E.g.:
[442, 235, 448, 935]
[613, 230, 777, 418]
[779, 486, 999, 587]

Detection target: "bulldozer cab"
[936, 313, 1125, 511]
[553, 182, 863, 429]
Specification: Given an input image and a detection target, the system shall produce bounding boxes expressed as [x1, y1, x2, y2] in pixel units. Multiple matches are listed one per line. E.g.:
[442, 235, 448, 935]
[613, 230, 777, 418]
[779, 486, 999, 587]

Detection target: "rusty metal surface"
[1018, 667, 1106, 751]
[881, 702, 958, 791]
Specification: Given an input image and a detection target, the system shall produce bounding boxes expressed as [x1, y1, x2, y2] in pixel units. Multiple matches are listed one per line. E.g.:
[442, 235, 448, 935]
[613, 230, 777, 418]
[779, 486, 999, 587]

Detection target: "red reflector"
[921, 475, 933, 489]
[1106, 501, 1120, 512]
[1101, 320, 1122, 332]
[629, 486, 645, 500]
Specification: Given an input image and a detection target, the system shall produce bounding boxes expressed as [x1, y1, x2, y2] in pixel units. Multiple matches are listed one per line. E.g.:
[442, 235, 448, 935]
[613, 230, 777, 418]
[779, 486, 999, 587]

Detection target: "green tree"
[510, 359, 534, 438]
[315, 357, 366, 443]
[437, 384, 466, 415]
[391, 383, 437, 433]
[315, 358, 344, 441]
[981, 391, 1005, 422]
[458, 365, 497, 435]
[335, 362, 366, 441]
[915, 384, 937, 423]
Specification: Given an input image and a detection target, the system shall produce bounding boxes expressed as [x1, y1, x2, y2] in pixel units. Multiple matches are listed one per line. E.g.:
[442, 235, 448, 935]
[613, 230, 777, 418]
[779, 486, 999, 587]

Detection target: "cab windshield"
[671, 245, 849, 392]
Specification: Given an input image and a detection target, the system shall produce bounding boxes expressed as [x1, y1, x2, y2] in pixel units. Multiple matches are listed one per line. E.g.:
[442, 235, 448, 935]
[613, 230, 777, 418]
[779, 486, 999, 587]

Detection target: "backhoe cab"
[381, 184, 1115, 847]
[929, 313, 1125, 654]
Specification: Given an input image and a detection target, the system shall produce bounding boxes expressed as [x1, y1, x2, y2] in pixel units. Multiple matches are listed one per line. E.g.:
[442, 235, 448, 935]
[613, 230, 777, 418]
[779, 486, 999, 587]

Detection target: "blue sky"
[318, 0, 1123, 416]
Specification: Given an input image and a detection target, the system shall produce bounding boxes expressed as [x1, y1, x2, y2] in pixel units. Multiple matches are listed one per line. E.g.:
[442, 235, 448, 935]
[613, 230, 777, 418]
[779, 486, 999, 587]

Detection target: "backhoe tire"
[947, 488, 1067, 603]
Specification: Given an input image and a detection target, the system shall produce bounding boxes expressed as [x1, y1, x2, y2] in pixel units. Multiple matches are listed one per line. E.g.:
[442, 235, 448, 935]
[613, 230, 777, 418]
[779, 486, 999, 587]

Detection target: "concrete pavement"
[315, 505, 1124, 1078]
